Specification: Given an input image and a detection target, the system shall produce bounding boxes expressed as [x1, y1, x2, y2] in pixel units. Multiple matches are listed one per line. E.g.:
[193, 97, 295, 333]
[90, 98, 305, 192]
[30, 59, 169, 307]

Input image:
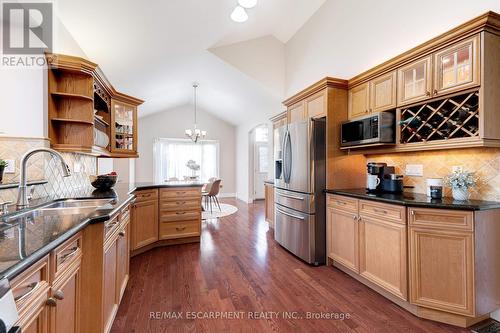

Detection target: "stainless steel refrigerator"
[274, 117, 326, 265]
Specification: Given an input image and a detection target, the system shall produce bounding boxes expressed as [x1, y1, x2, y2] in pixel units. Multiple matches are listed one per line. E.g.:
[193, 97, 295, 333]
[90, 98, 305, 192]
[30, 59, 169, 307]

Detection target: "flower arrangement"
[444, 169, 477, 189]
[444, 169, 477, 201]
[0, 159, 8, 183]
[186, 160, 200, 179]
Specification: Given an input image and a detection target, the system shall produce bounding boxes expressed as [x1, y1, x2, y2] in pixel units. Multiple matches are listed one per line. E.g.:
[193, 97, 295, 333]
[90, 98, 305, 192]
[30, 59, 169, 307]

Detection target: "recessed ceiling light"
[230, 6, 248, 23]
[238, 0, 257, 9]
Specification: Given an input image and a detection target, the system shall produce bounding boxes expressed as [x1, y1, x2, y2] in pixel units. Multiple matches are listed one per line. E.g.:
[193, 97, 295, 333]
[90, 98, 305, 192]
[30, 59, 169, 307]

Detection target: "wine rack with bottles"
[399, 90, 479, 144]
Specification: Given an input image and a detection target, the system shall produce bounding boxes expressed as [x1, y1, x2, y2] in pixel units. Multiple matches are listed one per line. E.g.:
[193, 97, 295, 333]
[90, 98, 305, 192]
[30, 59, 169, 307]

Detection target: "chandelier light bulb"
[230, 6, 248, 23]
[238, 0, 257, 9]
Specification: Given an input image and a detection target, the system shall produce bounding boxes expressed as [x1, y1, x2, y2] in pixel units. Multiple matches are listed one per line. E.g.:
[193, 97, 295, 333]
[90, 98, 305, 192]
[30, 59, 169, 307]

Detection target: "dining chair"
[202, 179, 222, 213]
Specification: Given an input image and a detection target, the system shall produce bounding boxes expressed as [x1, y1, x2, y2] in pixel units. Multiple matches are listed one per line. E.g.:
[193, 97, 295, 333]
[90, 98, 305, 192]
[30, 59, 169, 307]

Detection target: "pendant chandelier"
[185, 83, 206, 143]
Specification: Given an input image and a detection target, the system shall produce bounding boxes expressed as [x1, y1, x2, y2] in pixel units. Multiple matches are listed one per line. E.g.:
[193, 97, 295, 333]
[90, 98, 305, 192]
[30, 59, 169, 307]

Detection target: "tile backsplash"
[368, 147, 500, 201]
[0, 137, 96, 203]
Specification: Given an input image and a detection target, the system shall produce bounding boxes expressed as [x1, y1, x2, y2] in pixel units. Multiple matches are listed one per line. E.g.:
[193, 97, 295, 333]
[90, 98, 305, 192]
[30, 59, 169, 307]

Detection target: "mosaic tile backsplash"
[0, 137, 96, 203]
[368, 147, 500, 201]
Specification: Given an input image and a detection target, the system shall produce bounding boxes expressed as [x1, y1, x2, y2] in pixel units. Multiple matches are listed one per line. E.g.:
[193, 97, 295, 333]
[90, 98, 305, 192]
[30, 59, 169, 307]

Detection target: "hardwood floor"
[112, 198, 468, 333]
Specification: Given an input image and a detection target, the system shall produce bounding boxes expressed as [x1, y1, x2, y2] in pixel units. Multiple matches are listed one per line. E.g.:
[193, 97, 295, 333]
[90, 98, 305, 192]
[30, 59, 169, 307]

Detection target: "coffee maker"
[366, 162, 401, 193]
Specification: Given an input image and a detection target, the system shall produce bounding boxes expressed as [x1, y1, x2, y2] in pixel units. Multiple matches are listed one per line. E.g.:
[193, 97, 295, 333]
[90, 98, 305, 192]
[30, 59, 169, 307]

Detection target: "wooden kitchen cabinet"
[327, 195, 408, 300]
[397, 56, 432, 106]
[131, 190, 159, 250]
[358, 205, 407, 300]
[158, 188, 202, 240]
[116, 219, 130, 303]
[369, 71, 397, 112]
[110, 98, 138, 156]
[348, 82, 369, 119]
[264, 183, 274, 228]
[287, 101, 306, 123]
[103, 232, 118, 333]
[327, 202, 359, 273]
[409, 208, 475, 316]
[305, 90, 327, 118]
[49, 262, 81, 333]
[433, 35, 480, 97]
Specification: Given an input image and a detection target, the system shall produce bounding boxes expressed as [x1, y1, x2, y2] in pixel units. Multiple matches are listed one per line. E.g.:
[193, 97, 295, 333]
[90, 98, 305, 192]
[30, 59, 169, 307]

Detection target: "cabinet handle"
[46, 297, 57, 307]
[177, 201, 187, 205]
[119, 230, 126, 237]
[433, 89, 438, 95]
[59, 246, 79, 263]
[14, 281, 39, 302]
[177, 191, 187, 195]
[176, 226, 186, 231]
[176, 211, 186, 215]
[373, 208, 388, 214]
[410, 210, 415, 216]
[142, 194, 151, 198]
[365, 109, 369, 113]
[352, 215, 357, 220]
[336, 201, 346, 205]
[357, 216, 362, 222]
[426, 91, 431, 96]
[53, 290, 64, 300]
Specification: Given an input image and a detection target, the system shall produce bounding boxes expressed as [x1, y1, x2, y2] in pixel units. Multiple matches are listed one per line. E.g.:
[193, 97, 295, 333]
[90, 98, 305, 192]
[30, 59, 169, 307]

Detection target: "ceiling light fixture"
[238, 0, 257, 9]
[185, 83, 207, 143]
[230, 5, 248, 23]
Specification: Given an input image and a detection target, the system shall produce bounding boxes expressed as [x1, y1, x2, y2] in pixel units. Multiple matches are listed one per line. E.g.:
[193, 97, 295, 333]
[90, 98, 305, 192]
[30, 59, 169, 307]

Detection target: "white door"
[254, 143, 268, 199]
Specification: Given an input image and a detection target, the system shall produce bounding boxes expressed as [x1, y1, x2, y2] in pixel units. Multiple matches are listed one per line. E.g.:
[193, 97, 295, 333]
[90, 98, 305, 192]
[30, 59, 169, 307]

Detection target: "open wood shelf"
[51, 91, 93, 101]
[51, 117, 94, 125]
[94, 115, 110, 127]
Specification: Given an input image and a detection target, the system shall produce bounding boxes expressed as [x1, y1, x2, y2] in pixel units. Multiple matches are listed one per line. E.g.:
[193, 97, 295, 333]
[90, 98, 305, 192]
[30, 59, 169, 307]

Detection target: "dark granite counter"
[0, 181, 206, 281]
[326, 188, 500, 211]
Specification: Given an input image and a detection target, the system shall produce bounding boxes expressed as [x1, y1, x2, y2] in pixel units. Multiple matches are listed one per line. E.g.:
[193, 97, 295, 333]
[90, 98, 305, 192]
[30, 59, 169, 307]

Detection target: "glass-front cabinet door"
[433, 35, 479, 96]
[111, 99, 138, 155]
[397, 56, 432, 106]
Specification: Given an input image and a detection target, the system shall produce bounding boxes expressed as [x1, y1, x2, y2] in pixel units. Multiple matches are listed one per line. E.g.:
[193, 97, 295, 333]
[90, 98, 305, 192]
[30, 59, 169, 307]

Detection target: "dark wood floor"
[111, 198, 469, 333]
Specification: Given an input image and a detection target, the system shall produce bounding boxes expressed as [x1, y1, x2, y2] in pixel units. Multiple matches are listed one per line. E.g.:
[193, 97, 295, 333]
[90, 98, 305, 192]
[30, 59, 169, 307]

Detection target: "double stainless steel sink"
[2, 199, 114, 224]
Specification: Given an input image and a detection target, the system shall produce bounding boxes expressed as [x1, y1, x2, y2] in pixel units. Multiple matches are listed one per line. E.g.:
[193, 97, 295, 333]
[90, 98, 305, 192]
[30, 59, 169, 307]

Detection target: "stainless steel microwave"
[341, 111, 395, 147]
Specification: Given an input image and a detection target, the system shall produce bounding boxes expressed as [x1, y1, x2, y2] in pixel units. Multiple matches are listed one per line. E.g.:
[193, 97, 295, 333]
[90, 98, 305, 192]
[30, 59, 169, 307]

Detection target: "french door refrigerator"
[274, 117, 326, 265]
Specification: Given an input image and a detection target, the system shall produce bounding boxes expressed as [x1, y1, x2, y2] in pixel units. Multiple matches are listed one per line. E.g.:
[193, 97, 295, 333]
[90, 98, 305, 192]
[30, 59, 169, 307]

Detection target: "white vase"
[452, 187, 469, 201]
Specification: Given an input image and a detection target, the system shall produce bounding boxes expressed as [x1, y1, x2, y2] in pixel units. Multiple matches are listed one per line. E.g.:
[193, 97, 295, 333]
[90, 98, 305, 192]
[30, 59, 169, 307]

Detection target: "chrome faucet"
[17, 148, 71, 209]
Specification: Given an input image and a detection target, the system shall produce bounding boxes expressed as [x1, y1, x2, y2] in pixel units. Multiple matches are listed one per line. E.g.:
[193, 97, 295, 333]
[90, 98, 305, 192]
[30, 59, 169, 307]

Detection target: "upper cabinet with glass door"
[111, 98, 138, 156]
[397, 56, 432, 106]
[433, 35, 480, 96]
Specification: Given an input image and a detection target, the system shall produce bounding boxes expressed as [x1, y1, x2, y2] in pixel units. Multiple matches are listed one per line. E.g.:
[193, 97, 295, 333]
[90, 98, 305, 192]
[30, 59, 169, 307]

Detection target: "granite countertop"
[0, 181, 206, 281]
[326, 188, 500, 211]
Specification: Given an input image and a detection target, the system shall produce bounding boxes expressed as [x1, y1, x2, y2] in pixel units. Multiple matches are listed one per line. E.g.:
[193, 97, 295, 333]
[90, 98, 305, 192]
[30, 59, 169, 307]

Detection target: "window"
[153, 138, 219, 183]
[255, 126, 269, 142]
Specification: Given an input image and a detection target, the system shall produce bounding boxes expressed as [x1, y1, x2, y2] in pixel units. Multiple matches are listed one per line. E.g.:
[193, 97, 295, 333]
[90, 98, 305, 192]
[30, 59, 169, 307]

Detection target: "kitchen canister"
[426, 178, 443, 197]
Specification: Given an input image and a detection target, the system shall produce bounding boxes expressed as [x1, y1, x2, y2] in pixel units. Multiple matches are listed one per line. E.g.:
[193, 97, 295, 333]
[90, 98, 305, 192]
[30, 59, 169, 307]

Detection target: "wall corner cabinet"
[327, 193, 500, 328]
[46, 53, 143, 158]
[344, 12, 500, 154]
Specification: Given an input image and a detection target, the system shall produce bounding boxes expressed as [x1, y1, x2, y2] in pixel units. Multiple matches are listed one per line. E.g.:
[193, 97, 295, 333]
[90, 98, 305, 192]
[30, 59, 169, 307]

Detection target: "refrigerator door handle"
[276, 191, 305, 201]
[284, 130, 292, 184]
[276, 207, 305, 220]
[282, 130, 289, 183]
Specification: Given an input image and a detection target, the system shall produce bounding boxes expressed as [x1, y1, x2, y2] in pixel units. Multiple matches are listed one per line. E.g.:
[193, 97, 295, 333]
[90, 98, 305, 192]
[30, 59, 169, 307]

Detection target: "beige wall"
[136, 105, 236, 195]
[368, 147, 500, 201]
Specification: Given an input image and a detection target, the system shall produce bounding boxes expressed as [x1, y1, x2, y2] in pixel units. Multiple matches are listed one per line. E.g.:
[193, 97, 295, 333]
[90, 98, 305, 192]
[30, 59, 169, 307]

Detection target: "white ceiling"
[55, 0, 326, 125]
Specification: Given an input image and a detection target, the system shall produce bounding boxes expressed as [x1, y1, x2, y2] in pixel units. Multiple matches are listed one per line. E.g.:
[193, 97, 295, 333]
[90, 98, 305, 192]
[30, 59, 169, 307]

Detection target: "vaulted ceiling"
[55, 0, 326, 125]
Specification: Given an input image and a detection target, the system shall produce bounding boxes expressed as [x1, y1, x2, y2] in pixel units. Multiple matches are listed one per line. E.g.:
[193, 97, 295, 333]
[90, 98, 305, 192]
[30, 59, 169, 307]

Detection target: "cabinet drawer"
[327, 194, 358, 212]
[160, 187, 201, 201]
[104, 215, 120, 240]
[52, 232, 82, 280]
[11, 255, 50, 313]
[409, 207, 473, 231]
[159, 220, 200, 239]
[160, 199, 201, 212]
[359, 200, 405, 224]
[160, 210, 200, 222]
[134, 189, 158, 202]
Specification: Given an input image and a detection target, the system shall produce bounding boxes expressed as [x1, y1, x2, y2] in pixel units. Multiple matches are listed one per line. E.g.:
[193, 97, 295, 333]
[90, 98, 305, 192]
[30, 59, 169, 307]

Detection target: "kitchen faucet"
[16, 148, 71, 209]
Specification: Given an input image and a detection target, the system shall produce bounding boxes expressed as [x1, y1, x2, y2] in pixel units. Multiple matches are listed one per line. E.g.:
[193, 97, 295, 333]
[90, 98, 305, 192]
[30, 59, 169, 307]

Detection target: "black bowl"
[90, 175, 117, 190]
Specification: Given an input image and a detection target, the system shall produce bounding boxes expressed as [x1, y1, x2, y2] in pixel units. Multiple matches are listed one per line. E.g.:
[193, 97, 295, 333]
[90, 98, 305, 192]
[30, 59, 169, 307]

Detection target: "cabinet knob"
[46, 297, 57, 306]
[433, 89, 438, 95]
[53, 290, 64, 300]
[352, 215, 357, 220]
[365, 109, 369, 113]
[426, 91, 431, 96]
